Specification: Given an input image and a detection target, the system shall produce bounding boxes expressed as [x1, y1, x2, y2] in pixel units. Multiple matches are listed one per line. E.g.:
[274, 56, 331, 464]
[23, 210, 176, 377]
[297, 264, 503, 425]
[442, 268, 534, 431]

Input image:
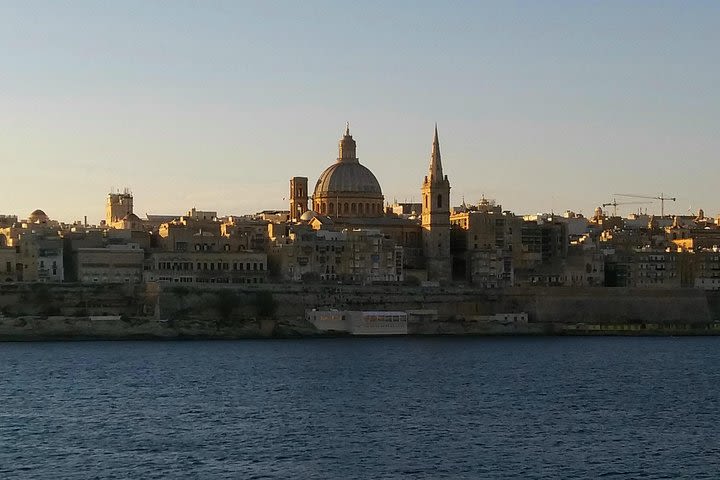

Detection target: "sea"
[1, 337, 719, 479]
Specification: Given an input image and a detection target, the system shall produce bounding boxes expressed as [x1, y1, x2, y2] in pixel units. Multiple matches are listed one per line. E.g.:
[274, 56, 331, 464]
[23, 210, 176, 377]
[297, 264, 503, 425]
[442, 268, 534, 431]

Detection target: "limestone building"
[144, 250, 268, 285]
[0, 246, 18, 282]
[76, 243, 144, 284]
[450, 199, 514, 287]
[269, 224, 403, 284]
[421, 126, 452, 282]
[17, 233, 64, 282]
[0, 210, 64, 282]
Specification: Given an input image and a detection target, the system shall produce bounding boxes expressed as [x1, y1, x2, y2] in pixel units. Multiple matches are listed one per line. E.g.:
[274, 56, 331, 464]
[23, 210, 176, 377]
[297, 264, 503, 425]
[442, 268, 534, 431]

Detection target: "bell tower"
[106, 188, 134, 226]
[289, 176, 309, 222]
[421, 125, 451, 282]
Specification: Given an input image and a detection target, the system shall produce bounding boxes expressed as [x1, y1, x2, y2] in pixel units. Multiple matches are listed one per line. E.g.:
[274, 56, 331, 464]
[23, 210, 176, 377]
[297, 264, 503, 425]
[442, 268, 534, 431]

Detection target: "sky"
[1, 1, 718, 223]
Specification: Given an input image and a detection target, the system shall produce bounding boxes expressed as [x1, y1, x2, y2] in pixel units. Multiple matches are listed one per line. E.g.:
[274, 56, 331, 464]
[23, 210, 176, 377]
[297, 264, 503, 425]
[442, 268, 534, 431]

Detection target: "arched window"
[366, 203, 370, 215]
[358, 203, 364, 215]
[437, 194, 442, 208]
[344, 203, 349, 214]
[329, 203, 335, 214]
[351, 203, 357, 214]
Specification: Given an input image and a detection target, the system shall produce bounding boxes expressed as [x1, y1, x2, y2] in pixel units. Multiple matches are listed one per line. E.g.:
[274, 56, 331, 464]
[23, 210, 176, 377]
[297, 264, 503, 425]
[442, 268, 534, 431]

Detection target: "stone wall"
[0, 283, 718, 340]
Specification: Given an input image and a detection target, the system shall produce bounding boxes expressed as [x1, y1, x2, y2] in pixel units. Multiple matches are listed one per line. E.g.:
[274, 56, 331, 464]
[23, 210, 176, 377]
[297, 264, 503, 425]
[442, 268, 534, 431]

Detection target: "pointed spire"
[428, 124, 443, 181]
[345, 122, 350, 136]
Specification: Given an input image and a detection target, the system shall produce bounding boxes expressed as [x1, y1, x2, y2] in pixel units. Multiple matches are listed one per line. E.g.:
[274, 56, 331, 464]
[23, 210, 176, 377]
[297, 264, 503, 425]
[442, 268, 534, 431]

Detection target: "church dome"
[311, 125, 384, 218]
[299, 210, 318, 222]
[314, 162, 382, 196]
[29, 209, 49, 223]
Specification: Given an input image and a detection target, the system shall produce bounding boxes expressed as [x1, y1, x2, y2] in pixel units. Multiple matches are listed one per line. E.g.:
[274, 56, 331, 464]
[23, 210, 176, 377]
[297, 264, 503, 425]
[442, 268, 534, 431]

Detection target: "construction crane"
[601, 198, 651, 217]
[613, 193, 677, 218]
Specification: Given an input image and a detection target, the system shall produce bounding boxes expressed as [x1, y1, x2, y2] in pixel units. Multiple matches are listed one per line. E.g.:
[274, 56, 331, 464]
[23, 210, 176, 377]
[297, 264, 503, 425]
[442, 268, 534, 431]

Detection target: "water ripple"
[1, 337, 719, 479]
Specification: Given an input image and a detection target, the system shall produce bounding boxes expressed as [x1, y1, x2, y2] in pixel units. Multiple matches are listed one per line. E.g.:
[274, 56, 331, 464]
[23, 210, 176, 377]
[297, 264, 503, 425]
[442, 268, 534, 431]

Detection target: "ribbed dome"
[314, 162, 382, 197]
[310, 125, 385, 218]
[299, 210, 318, 222]
[29, 209, 49, 223]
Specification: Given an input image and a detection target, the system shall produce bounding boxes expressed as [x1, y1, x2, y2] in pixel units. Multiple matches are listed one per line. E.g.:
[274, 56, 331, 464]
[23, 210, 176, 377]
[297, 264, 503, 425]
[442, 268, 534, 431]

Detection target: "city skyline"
[2, 1, 718, 222]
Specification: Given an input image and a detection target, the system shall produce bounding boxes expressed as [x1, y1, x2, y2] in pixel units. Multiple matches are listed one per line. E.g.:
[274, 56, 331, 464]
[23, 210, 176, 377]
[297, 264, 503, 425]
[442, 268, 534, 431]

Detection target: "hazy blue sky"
[1, 1, 718, 222]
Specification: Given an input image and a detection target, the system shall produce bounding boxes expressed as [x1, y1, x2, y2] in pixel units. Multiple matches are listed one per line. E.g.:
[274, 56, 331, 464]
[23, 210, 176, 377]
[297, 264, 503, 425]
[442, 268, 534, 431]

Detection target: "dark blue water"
[1, 338, 719, 479]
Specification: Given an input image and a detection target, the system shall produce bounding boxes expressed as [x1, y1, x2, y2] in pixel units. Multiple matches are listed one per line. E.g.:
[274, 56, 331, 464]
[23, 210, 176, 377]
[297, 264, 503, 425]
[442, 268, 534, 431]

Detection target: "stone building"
[144, 251, 268, 285]
[220, 217, 270, 252]
[604, 249, 683, 289]
[450, 198, 513, 287]
[0, 246, 19, 282]
[0, 210, 64, 282]
[694, 248, 720, 290]
[77, 243, 144, 284]
[269, 225, 403, 284]
[156, 210, 269, 254]
[17, 233, 64, 282]
[0, 215, 18, 228]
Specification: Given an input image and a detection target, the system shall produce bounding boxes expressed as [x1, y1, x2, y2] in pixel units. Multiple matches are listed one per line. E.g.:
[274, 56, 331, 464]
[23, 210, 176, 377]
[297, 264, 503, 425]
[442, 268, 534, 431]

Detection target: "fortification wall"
[0, 283, 718, 340]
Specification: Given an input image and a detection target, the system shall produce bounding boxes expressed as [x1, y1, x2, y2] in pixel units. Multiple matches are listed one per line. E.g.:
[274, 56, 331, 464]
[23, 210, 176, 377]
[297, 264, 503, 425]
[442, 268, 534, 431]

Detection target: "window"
[437, 194, 442, 208]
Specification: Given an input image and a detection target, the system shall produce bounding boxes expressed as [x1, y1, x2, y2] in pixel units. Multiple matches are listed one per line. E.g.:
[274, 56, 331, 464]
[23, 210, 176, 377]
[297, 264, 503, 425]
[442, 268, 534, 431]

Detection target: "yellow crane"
[613, 193, 676, 217]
